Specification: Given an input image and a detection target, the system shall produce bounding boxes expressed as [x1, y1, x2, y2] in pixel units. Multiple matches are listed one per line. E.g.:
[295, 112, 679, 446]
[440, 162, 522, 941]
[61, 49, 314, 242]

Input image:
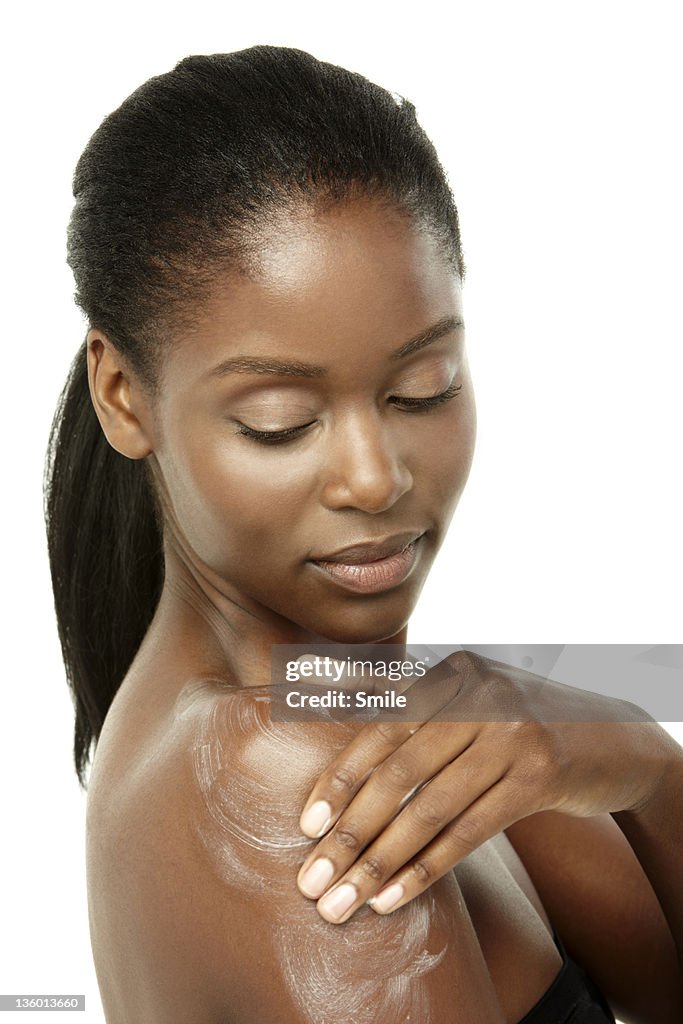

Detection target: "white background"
[1, 1, 681, 1021]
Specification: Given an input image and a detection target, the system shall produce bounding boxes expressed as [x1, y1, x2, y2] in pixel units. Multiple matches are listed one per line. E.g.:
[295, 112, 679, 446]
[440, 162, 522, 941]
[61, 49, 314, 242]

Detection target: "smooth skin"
[86, 194, 683, 1023]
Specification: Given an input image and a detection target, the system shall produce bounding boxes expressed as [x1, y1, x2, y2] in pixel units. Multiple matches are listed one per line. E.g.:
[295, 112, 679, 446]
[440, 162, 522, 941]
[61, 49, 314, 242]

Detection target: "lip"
[309, 531, 425, 594]
[310, 530, 425, 565]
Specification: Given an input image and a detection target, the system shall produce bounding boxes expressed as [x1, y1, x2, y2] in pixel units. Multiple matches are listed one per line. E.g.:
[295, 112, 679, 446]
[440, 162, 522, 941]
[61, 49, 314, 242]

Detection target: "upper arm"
[504, 810, 683, 1024]
[124, 686, 507, 1024]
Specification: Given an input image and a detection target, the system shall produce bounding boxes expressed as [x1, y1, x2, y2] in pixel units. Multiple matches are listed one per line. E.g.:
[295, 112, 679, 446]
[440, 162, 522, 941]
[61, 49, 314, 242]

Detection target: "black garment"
[517, 931, 616, 1023]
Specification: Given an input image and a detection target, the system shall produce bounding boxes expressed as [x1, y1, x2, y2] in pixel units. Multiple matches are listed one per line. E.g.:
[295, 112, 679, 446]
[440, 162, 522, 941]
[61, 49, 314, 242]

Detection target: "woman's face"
[150, 195, 476, 644]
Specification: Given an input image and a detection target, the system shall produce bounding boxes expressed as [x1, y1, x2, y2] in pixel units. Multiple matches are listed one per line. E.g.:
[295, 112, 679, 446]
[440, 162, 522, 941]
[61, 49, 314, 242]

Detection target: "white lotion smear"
[188, 687, 450, 1023]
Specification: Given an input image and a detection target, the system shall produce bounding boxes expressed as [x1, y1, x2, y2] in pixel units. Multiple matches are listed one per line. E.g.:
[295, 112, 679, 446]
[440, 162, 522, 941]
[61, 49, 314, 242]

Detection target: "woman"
[44, 46, 683, 1023]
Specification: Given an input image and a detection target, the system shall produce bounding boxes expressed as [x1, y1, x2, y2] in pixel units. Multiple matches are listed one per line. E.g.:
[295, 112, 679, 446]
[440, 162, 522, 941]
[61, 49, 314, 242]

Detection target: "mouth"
[308, 531, 426, 594]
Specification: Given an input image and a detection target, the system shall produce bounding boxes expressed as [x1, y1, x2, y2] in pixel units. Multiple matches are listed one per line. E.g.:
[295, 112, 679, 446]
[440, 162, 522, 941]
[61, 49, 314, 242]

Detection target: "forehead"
[165, 196, 462, 381]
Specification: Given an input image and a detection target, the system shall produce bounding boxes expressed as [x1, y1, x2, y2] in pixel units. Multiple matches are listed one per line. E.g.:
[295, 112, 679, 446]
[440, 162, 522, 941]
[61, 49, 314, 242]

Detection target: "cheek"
[422, 378, 477, 509]
[453, 382, 477, 485]
[166, 433, 317, 569]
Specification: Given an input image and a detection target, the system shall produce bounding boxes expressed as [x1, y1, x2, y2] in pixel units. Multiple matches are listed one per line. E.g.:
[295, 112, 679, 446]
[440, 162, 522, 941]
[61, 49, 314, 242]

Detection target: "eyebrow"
[205, 315, 464, 380]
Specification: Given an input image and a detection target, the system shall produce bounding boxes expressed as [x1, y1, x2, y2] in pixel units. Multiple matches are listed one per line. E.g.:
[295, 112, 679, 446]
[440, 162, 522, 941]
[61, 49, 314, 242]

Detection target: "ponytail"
[43, 339, 164, 789]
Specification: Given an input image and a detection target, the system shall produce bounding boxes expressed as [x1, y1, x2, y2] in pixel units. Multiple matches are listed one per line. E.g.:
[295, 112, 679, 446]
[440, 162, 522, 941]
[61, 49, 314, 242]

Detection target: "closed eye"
[235, 381, 463, 445]
[389, 380, 463, 410]
[235, 421, 318, 444]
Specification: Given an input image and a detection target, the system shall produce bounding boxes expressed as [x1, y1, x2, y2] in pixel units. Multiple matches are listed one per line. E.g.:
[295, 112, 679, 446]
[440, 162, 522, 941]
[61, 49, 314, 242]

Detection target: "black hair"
[43, 45, 466, 789]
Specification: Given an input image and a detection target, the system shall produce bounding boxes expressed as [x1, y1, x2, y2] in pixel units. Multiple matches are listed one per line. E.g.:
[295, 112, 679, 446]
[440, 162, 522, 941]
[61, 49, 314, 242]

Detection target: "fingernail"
[367, 882, 404, 914]
[318, 882, 358, 921]
[300, 799, 333, 837]
[298, 857, 335, 898]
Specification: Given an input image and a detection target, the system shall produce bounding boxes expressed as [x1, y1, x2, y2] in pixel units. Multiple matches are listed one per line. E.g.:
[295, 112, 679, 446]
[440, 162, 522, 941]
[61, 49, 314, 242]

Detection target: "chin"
[304, 598, 417, 647]
[319, 624, 408, 646]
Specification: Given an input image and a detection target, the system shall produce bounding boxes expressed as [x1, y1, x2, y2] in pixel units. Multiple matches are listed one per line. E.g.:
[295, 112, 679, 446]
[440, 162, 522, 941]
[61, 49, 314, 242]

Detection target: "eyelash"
[235, 381, 463, 445]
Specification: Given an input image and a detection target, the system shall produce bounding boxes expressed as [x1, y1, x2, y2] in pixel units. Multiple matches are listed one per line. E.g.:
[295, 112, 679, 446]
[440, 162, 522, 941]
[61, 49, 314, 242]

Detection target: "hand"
[295, 649, 673, 923]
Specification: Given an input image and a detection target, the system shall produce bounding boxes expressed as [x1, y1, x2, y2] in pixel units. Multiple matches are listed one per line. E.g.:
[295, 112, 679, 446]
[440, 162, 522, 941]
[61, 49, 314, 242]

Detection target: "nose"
[319, 411, 414, 513]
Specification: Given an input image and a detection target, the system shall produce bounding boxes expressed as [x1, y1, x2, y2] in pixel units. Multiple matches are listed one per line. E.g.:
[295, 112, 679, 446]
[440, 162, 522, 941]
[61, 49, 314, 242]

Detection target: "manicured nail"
[300, 799, 333, 837]
[318, 882, 358, 921]
[367, 882, 404, 914]
[298, 857, 335, 898]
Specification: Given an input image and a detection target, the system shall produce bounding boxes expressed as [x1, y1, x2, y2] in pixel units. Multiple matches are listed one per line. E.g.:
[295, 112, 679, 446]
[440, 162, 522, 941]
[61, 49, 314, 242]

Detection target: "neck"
[137, 534, 409, 693]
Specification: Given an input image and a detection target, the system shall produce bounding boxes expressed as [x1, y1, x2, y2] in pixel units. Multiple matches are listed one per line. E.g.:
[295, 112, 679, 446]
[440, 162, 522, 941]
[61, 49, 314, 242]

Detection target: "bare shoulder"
[87, 682, 506, 1024]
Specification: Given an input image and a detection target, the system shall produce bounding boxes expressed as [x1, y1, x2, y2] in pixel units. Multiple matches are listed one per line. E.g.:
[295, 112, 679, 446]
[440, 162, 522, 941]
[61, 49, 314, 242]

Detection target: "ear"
[87, 329, 154, 459]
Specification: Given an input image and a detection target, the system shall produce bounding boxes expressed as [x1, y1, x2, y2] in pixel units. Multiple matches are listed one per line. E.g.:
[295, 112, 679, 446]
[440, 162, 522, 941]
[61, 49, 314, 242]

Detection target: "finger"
[367, 773, 533, 917]
[298, 665, 469, 839]
[306, 742, 508, 923]
[297, 721, 480, 896]
[298, 706, 480, 839]
[298, 718, 422, 838]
